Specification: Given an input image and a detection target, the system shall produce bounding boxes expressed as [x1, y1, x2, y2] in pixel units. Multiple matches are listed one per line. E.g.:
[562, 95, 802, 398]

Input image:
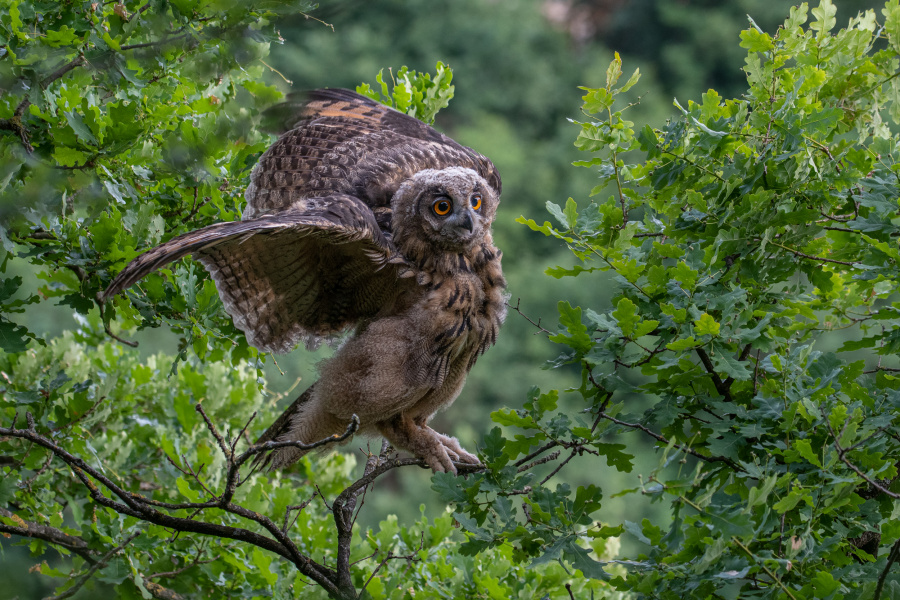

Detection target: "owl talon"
[423, 447, 457, 475]
[434, 431, 481, 466]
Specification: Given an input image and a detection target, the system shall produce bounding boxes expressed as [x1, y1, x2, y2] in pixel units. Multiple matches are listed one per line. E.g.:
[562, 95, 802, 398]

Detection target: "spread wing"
[101, 194, 408, 353]
[244, 88, 502, 224]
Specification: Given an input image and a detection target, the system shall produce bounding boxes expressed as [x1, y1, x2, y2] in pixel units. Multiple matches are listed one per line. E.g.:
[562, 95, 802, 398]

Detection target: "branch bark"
[0, 507, 96, 563]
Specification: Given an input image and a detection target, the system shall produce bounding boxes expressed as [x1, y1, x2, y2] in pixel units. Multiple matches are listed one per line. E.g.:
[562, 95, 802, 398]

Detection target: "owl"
[101, 89, 506, 474]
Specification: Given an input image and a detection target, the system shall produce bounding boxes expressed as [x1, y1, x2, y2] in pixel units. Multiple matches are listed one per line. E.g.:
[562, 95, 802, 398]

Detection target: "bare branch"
[506, 298, 553, 335]
[0, 416, 342, 597]
[539, 448, 578, 485]
[513, 441, 559, 468]
[333, 441, 388, 594]
[517, 450, 562, 473]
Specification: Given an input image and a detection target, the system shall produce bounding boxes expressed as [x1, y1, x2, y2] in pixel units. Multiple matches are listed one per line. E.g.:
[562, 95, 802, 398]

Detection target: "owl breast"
[413, 245, 507, 389]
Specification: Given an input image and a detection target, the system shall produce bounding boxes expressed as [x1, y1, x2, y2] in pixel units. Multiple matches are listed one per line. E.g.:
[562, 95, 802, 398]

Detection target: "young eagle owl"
[101, 89, 506, 474]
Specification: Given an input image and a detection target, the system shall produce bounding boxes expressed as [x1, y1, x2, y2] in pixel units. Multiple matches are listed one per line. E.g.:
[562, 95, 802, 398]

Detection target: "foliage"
[0, 0, 307, 366]
[436, 2, 900, 598]
[355, 62, 454, 126]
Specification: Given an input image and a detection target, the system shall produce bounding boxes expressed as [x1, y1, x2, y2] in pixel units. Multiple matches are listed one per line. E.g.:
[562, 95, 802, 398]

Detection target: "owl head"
[391, 167, 499, 252]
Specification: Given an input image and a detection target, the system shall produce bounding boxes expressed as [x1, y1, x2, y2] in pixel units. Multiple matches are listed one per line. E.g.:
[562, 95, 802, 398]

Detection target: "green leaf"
[613, 297, 639, 337]
[811, 0, 837, 33]
[564, 540, 609, 581]
[64, 111, 99, 146]
[739, 29, 775, 52]
[564, 197, 578, 229]
[744, 475, 777, 512]
[605, 52, 623, 88]
[811, 571, 840, 596]
[633, 320, 659, 338]
[593, 443, 634, 473]
[432, 472, 467, 503]
[551, 301, 592, 354]
[773, 487, 811, 513]
[793, 439, 823, 468]
[0, 477, 18, 505]
[694, 313, 720, 336]
[52, 146, 89, 167]
[0, 319, 31, 352]
[175, 477, 201, 502]
[252, 548, 278, 585]
[711, 345, 752, 380]
[666, 336, 700, 351]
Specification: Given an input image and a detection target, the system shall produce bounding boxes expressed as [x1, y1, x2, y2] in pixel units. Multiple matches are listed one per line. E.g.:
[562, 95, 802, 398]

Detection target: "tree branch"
[695, 347, 734, 402]
[0, 415, 343, 597]
[0, 507, 96, 563]
[767, 240, 860, 267]
[598, 411, 742, 471]
[826, 420, 900, 500]
[874, 540, 900, 600]
[333, 440, 389, 594]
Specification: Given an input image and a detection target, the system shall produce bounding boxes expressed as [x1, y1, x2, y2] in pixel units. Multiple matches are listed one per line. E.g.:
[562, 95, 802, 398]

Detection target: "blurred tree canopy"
[3, 0, 900, 599]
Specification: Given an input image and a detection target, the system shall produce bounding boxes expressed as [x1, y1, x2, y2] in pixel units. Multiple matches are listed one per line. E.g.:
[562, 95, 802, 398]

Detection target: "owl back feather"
[244, 89, 501, 221]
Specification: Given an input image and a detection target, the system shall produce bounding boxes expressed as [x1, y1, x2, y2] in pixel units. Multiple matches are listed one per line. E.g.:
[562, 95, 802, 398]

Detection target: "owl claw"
[423, 447, 457, 475]
[434, 432, 481, 468]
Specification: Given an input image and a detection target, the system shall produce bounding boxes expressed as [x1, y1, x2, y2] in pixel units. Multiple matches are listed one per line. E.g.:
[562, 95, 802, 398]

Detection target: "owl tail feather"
[250, 384, 355, 472]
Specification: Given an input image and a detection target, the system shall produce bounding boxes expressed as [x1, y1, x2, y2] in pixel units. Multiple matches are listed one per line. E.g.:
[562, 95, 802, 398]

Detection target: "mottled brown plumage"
[101, 89, 506, 473]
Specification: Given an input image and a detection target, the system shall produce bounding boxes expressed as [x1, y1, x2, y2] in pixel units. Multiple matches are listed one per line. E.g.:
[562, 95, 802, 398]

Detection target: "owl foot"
[377, 415, 477, 474]
[433, 431, 481, 466]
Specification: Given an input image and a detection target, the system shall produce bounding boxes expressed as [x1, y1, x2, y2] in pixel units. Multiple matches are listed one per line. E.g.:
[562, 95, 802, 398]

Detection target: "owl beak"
[459, 212, 474, 233]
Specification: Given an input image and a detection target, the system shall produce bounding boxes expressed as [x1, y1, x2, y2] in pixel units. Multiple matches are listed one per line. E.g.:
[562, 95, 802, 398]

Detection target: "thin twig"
[874, 540, 900, 600]
[44, 532, 140, 600]
[517, 450, 562, 473]
[767, 240, 860, 266]
[539, 449, 578, 485]
[731, 536, 798, 600]
[599, 411, 742, 471]
[506, 298, 553, 335]
[513, 441, 559, 468]
[826, 420, 899, 500]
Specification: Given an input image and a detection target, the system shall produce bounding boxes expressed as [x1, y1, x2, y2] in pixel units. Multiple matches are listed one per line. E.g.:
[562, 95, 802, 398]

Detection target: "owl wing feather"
[244, 88, 501, 222]
[102, 194, 409, 353]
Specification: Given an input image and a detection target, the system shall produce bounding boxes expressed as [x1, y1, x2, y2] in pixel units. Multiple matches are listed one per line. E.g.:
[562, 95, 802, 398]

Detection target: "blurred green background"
[5, 1, 882, 597]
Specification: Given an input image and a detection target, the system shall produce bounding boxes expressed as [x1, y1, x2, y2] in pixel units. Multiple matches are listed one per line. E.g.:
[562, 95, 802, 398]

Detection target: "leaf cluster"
[0, 0, 308, 364]
[442, 2, 900, 598]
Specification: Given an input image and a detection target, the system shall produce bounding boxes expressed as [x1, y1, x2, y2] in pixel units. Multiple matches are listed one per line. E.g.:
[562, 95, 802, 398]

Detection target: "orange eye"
[433, 198, 452, 216]
[470, 194, 482, 210]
